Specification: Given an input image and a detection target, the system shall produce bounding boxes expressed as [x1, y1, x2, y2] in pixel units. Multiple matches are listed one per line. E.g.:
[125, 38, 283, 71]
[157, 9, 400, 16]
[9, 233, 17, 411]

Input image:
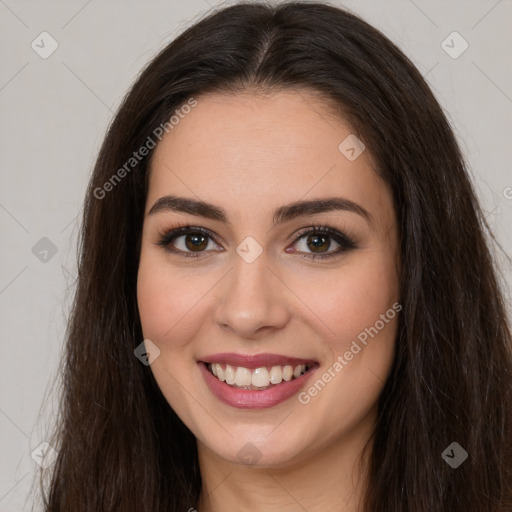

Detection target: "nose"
[213, 250, 290, 339]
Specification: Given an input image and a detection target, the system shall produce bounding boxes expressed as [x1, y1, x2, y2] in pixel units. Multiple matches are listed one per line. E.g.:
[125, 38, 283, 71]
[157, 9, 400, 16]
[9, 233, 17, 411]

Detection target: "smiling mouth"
[204, 362, 317, 390]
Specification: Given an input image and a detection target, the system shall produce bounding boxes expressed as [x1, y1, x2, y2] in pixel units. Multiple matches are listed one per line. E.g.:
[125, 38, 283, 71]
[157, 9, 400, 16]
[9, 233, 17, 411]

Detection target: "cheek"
[136, 255, 205, 422]
[293, 258, 399, 434]
[293, 254, 399, 357]
[137, 261, 174, 341]
[136, 253, 209, 344]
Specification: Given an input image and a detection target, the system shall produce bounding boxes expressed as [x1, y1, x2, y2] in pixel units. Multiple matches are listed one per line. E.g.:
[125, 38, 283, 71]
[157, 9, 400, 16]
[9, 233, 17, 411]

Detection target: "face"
[137, 89, 401, 468]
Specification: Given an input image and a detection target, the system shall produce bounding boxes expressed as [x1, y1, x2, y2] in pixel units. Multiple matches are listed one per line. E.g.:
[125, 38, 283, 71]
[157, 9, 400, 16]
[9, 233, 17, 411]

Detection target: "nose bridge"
[214, 248, 289, 337]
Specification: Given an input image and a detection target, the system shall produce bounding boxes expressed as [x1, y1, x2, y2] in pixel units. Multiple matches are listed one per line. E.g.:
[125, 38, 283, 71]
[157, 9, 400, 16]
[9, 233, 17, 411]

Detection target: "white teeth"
[293, 365, 303, 378]
[235, 366, 252, 386]
[282, 365, 293, 381]
[207, 362, 311, 389]
[269, 366, 283, 384]
[252, 367, 270, 387]
[225, 364, 236, 385]
[216, 363, 225, 381]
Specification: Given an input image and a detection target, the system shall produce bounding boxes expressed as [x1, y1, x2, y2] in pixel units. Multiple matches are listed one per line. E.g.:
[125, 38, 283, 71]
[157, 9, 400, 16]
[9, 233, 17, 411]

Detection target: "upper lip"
[199, 352, 318, 369]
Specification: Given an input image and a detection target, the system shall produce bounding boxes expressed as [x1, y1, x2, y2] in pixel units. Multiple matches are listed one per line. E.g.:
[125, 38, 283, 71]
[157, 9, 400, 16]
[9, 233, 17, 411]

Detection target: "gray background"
[0, 0, 511, 509]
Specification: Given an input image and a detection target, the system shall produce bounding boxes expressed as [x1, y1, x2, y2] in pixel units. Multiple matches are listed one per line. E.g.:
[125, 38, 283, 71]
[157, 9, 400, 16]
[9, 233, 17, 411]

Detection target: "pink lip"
[199, 352, 317, 369]
[198, 361, 319, 409]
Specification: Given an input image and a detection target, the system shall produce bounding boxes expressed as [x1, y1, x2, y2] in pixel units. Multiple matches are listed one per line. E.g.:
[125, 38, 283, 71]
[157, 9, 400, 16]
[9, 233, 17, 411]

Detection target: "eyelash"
[155, 224, 357, 260]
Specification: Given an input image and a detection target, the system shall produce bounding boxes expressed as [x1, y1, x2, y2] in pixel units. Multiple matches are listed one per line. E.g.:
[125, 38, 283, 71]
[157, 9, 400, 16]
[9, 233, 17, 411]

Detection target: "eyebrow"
[147, 194, 373, 228]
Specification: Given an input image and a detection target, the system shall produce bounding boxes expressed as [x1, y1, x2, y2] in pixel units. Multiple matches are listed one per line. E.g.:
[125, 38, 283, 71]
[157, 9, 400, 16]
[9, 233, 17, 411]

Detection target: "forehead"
[147, 89, 392, 226]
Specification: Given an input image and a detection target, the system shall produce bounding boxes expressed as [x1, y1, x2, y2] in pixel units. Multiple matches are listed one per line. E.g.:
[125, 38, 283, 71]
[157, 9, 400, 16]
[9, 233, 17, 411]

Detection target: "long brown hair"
[40, 2, 512, 510]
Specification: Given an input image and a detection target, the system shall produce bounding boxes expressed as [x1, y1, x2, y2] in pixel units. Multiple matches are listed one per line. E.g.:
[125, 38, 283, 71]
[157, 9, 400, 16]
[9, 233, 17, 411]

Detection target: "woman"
[40, 2, 512, 511]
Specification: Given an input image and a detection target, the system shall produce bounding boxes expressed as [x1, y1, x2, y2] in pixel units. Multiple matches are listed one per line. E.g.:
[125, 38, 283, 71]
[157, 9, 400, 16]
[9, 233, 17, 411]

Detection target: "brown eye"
[305, 233, 331, 253]
[156, 226, 222, 258]
[157, 225, 357, 261]
[289, 226, 357, 260]
[183, 233, 209, 252]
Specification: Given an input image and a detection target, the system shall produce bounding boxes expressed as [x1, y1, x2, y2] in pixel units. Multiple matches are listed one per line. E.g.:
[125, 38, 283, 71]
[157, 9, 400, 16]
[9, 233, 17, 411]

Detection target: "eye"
[156, 225, 222, 258]
[288, 225, 357, 260]
[155, 224, 357, 260]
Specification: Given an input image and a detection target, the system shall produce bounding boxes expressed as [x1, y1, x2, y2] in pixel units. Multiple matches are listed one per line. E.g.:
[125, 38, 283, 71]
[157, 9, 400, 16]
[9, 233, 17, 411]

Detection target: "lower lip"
[198, 361, 318, 409]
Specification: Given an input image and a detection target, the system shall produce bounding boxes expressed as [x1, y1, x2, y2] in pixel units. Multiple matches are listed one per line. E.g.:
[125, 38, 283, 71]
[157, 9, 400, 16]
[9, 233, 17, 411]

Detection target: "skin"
[137, 89, 401, 512]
